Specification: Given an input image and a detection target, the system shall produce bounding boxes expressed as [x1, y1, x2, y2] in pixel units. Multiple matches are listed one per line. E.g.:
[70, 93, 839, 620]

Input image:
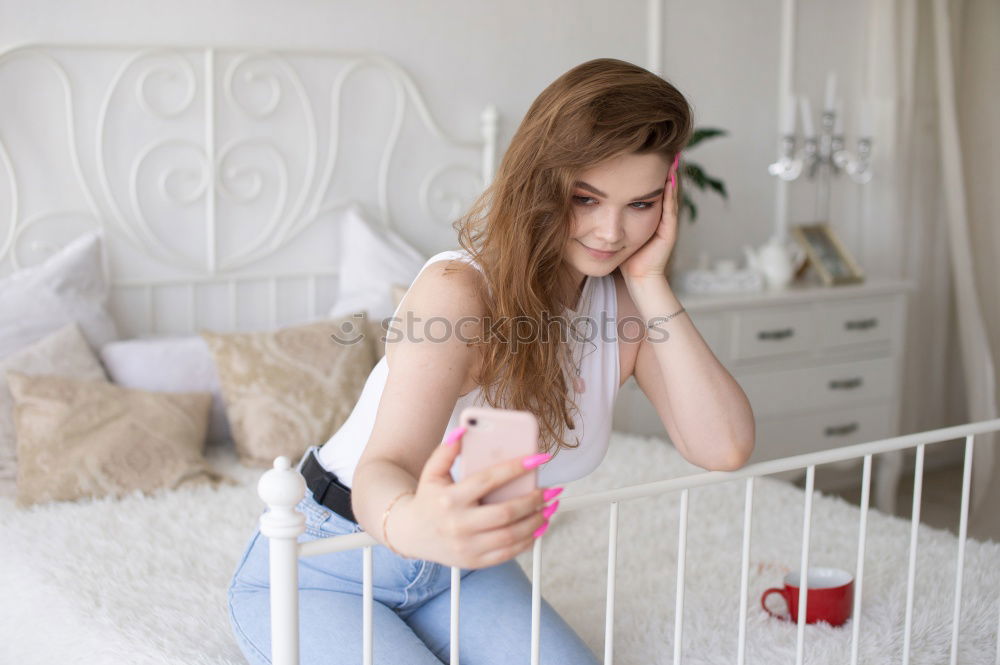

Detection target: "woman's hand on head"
[391, 427, 556, 569]
[620, 152, 681, 282]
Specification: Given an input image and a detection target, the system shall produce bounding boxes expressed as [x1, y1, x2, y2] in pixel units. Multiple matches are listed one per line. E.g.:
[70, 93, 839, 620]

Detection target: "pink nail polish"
[522, 453, 552, 470]
[533, 520, 550, 539]
[542, 500, 560, 519]
[444, 426, 467, 446]
[542, 487, 564, 501]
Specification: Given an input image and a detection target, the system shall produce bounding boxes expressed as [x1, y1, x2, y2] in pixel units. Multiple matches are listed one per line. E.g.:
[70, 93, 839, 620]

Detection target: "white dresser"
[612, 277, 914, 513]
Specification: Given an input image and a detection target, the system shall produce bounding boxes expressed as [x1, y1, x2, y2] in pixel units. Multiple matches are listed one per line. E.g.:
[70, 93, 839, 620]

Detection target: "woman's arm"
[350, 259, 483, 545]
[625, 275, 755, 471]
[351, 260, 550, 568]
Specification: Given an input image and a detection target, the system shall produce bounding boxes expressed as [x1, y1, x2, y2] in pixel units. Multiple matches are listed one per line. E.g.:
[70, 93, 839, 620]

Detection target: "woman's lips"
[579, 240, 619, 259]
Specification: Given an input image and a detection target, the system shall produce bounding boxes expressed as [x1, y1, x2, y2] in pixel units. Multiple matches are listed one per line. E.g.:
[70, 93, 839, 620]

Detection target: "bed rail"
[258, 417, 1000, 665]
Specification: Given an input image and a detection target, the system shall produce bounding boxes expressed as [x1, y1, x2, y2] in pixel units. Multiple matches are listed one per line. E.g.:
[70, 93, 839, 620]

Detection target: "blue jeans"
[227, 449, 601, 665]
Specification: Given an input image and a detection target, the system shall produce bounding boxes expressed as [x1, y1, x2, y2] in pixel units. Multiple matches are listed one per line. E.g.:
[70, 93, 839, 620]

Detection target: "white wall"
[0, 0, 879, 275]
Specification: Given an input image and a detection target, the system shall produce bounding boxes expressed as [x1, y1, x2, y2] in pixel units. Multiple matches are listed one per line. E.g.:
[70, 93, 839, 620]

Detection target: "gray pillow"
[0, 231, 119, 360]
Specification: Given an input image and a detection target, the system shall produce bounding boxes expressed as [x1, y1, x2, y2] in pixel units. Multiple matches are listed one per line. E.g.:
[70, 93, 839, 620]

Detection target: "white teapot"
[743, 234, 807, 290]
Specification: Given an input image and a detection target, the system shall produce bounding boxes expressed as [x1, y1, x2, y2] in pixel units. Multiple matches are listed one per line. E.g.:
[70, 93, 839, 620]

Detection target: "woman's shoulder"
[385, 251, 486, 386]
[398, 250, 487, 322]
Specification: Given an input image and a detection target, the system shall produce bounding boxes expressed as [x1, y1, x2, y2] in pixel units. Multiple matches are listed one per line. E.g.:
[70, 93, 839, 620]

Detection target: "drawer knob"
[845, 317, 878, 331]
[828, 377, 863, 390]
[757, 327, 794, 341]
[824, 422, 859, 436]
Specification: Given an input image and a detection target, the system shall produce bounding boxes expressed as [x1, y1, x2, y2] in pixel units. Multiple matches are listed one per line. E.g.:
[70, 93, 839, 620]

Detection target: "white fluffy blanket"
[1, 432, 997, 664]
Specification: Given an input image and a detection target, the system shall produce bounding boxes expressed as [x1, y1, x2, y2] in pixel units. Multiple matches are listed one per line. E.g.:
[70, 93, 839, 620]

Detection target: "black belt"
[299, 449, 357, 524]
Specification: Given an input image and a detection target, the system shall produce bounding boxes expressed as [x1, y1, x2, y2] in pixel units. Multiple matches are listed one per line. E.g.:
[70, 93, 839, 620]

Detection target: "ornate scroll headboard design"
[0, 43, 498, 336]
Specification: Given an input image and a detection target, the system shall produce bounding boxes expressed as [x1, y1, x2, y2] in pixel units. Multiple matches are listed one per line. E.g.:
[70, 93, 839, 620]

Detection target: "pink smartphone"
[457, 406, 540, 505]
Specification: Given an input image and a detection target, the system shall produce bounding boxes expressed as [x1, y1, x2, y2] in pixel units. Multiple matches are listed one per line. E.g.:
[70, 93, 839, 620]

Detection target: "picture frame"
[790, 222, 865, 286]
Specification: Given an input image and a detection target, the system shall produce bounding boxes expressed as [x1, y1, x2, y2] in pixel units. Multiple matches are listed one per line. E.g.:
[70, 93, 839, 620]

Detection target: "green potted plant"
[665, 126, 729, 280]
[678, 127, 729, 222]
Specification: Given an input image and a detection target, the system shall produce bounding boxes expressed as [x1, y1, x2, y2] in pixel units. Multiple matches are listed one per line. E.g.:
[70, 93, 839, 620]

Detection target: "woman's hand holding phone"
[388, 424, 563, 570]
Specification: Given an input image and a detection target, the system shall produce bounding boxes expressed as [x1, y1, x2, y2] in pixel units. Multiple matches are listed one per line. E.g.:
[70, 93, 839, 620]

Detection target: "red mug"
[761, 567, 854, 627]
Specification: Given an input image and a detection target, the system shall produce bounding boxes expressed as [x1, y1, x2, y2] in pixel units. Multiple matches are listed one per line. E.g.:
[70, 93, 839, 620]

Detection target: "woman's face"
[563, 151, 671, 283]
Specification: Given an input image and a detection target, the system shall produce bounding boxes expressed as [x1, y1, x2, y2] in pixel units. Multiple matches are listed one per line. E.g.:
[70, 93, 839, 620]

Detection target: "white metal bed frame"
[258, 418, 1000, 665]
[0, 43, 498, 335]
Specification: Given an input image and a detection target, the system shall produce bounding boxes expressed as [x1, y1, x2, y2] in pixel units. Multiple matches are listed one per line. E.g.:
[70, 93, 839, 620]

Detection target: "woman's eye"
[572, 196, 655, 209]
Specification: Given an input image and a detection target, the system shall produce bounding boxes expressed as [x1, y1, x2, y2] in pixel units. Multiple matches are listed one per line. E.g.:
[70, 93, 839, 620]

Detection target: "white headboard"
[0, 43, 497, 337]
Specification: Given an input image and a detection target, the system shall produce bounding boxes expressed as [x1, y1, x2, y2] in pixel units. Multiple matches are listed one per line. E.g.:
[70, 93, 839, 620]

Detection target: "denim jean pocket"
[299, 493, 361, 538]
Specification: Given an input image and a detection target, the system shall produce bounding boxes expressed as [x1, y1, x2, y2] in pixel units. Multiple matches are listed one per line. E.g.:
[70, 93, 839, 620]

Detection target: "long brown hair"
[451, 58, 693, 457]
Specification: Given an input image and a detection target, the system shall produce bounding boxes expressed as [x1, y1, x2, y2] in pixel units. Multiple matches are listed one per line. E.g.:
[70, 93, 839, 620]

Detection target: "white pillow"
[0, 231, 119, 360]
[99, 335, 232, 446]
[327, 204, 427, 321]
[0, 323, 108, 497]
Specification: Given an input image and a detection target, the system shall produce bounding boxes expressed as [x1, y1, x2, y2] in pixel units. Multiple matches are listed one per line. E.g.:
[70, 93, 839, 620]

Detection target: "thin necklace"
[567, 277, 596, 394]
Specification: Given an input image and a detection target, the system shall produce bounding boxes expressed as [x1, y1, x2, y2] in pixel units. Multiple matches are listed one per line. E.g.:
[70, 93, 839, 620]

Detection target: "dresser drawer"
[821, 296, 897, 349]
[731, 304, 814, 361]
[748, 401, 894, 466]
[737, 356, 895, 418]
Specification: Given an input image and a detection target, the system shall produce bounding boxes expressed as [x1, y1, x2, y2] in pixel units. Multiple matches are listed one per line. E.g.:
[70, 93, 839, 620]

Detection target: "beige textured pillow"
[201, 316, 376, 468]
[0, 323, 108, 497]
[6, 372, 224, 508]
[368, 317, 388, 361]
[367, 281, 410, 361]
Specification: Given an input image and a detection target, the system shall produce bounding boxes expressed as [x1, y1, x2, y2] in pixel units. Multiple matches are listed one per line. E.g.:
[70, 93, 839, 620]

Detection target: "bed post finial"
[257, 455, 306, 665]
[258, 456, 306, 525]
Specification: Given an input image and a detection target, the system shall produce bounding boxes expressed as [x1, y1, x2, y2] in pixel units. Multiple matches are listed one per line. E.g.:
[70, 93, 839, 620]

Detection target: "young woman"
[228, 57, 755, 665]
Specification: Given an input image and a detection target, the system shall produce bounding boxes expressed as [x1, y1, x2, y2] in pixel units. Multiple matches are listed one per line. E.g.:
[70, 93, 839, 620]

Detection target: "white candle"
[782, 93, 797, 134]
[824, 71, 837, 111]
[799, 95, 815, 136]
[779, 0, 795, 95]
[775, 0, 797, 246]
[833, 98, 844, 135]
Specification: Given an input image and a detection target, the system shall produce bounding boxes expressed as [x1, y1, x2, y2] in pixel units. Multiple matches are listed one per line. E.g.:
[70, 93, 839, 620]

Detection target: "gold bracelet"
[382, 490, 414, 557]
[647, 306, 686, 329]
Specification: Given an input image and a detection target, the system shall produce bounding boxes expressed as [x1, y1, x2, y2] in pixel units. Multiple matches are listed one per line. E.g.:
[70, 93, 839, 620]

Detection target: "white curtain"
[868, 0, 999, 541]
[933, 0, 1000, 539]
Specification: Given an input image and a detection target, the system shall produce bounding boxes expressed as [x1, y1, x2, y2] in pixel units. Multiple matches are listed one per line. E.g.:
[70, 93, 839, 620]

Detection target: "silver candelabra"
[769, 101, 874, 221]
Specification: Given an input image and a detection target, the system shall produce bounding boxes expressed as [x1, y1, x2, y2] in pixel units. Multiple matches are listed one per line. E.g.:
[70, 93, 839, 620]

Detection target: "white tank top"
[317, 249, 621, 488]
